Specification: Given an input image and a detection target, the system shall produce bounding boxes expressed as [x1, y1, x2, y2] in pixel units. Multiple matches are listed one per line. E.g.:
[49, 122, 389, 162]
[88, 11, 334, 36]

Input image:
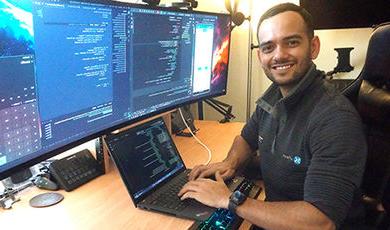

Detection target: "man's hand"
[178, 171, 231, 209]
[188, 135, 252, 181]
[188, 161, 236, 181]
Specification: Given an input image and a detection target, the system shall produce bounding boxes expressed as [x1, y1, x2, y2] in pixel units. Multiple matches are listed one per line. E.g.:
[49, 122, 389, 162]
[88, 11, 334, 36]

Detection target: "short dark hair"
[257, 3, 314, 43]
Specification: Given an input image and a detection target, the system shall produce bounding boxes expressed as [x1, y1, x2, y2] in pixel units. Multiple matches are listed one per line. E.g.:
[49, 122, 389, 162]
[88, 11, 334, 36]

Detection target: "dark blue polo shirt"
[241, 64, 367, 228]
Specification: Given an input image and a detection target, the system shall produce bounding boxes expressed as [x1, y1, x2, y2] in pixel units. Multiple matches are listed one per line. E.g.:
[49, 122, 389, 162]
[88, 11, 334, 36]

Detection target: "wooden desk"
[0, 120, 259, 230]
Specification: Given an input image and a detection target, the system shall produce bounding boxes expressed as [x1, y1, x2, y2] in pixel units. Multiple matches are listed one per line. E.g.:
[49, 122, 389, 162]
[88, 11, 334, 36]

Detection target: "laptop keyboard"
[147, 173, 197, 211]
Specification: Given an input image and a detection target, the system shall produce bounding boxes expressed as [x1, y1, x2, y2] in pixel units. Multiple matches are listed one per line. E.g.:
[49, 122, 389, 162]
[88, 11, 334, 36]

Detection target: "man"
[178, 3, 367, 230]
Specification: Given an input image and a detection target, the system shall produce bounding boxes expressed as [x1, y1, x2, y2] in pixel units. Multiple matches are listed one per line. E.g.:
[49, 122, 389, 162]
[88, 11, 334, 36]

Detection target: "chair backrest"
[342, 22, 390, 226]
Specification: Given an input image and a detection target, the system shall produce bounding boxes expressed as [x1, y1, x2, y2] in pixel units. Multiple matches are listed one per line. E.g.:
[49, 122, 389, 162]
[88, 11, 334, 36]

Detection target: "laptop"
[104, 117, 216, 221]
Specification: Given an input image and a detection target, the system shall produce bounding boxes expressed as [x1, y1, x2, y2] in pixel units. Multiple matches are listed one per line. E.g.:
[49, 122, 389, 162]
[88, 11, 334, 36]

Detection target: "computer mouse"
[33, 176, 59, 191]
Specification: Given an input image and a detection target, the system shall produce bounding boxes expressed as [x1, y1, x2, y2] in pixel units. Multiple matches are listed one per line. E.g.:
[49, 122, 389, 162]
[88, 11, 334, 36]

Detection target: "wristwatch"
[228, 190, 247, 214]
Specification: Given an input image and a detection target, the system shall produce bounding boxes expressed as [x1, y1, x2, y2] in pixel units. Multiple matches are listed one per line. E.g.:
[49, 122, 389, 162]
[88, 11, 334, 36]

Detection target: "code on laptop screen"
[106, 119, 185, 200]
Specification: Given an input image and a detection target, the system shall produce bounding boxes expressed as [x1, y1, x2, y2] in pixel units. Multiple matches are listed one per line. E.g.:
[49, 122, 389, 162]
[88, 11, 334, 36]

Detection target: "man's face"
[257, 11, 320, 91]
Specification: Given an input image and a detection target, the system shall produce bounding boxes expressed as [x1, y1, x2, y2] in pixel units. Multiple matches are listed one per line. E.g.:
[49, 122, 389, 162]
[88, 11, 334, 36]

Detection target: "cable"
[178, 108, 212, 165]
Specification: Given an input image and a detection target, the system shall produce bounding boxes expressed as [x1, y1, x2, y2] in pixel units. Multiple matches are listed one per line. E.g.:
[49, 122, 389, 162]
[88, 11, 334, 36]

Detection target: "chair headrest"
[360, 23, 390, 90]
[358, 80, 390, 129]
[356, 22, 390, 129]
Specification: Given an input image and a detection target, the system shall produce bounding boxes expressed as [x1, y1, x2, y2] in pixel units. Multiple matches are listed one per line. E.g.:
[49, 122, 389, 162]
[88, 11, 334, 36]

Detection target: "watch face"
[229, 190, 247, 213]
[232, 190, 246, 204]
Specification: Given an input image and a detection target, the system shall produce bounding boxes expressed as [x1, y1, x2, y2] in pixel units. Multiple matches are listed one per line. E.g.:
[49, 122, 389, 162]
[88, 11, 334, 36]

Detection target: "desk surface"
[0, 120, 261, 230]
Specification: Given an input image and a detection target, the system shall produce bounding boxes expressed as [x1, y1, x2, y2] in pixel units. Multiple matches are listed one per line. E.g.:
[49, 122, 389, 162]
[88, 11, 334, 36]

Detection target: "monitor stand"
[29, 192, 64, 208]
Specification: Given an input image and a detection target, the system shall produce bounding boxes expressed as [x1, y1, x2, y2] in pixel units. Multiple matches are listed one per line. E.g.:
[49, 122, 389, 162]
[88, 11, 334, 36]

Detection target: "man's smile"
[272, 63, 294, 71]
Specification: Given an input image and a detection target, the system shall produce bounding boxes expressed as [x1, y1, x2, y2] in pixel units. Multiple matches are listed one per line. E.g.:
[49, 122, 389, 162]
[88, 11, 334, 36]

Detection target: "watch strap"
[228, 190, 247, 214]
[228, 196, 238, 213]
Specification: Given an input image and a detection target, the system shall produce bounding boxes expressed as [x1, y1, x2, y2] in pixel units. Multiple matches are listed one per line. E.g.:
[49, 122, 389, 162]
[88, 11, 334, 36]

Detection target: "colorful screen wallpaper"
[0, 0, 34, 57]
[211, 15, 231, 93]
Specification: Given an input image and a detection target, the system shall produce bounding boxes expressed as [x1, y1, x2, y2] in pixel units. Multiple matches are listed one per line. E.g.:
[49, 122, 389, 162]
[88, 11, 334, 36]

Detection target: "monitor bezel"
[0, 0, 231, 180]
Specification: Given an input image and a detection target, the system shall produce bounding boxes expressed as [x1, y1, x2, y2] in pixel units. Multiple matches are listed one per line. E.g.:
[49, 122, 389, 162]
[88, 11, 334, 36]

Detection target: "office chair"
[342, 22, 390, 228]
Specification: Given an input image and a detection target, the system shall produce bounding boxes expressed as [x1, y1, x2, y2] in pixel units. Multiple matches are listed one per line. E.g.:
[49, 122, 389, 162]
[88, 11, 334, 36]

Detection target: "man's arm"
[188, 135, 254, 180]
[180, 172, 335, 230]
[237, 199, 335, 230]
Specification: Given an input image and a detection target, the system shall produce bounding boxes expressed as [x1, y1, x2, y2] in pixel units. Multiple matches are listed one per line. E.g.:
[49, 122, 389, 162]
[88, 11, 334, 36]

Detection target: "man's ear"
[310, 35, 320, 59]
[256, 49, 262, 62]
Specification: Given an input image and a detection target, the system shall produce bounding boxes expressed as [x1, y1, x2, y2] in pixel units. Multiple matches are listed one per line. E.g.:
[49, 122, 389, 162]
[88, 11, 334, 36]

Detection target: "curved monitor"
[0, 0, 231, 179]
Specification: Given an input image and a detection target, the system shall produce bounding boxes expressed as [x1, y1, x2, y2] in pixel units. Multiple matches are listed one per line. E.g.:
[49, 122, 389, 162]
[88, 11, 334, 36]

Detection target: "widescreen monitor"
[0, 0, 231, 179]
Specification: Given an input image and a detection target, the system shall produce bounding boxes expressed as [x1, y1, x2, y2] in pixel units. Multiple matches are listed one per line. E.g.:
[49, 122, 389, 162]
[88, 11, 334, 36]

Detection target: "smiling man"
[179, 3, 367, 230]
[257, 7, 319, 97]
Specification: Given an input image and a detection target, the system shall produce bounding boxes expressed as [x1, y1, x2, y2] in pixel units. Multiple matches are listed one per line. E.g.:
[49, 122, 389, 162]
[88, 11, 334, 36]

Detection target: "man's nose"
[273, 45, 289, 60]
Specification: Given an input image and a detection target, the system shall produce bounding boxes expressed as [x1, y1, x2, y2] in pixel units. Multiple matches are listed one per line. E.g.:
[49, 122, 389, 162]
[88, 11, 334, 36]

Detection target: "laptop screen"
[105, 118, 186, 203]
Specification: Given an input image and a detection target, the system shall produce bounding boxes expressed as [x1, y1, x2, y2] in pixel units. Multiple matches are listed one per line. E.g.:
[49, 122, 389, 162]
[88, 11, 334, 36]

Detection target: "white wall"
[315, 28, 372, 80]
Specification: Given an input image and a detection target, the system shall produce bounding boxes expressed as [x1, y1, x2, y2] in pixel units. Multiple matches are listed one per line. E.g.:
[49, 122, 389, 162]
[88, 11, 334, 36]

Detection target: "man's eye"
[261, 45, 274, 53]
[287, 40, 299, 47]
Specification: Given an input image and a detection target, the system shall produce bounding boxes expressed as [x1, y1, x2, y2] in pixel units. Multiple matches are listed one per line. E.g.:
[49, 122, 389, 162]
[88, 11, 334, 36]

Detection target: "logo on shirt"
[258, 135, 264, 144]
[282, 154, 302, 166]
[293, 156, 302, 165]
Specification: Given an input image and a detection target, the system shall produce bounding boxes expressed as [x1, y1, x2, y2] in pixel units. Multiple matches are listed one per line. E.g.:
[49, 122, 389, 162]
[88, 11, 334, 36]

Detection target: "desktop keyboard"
[49, 149, 103, 191]
[189, 177, 261, 230]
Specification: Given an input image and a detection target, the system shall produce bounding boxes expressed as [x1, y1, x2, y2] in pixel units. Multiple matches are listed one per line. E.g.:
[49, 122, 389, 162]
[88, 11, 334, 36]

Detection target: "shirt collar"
[256, 63, 323, 113]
